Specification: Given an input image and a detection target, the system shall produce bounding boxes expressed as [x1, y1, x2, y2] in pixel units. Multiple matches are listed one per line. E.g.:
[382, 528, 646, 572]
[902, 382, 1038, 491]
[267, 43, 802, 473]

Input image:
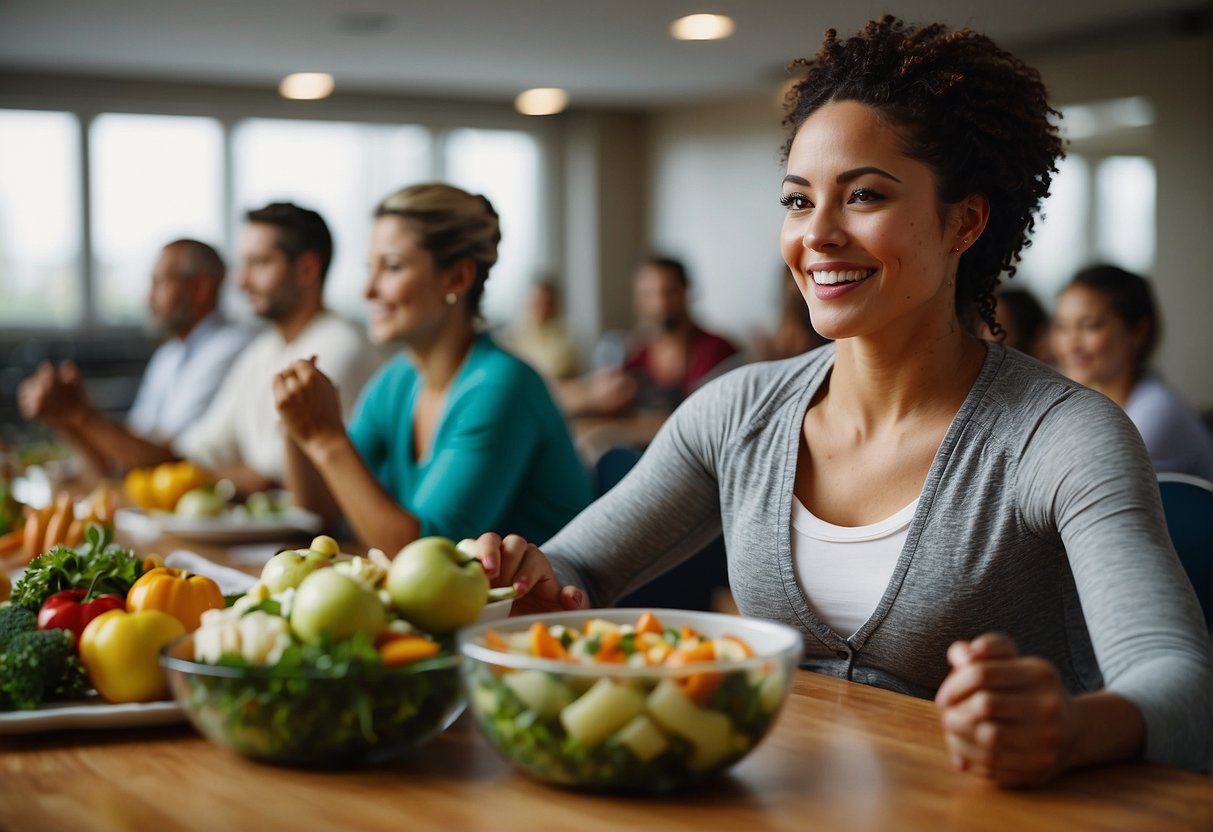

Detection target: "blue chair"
[1157, 473, 1212, 629]
[593, 446, 729, 612]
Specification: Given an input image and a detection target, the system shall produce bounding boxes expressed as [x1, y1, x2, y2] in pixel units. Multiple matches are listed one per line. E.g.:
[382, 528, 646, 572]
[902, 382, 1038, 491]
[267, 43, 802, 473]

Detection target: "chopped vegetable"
[12, 525, 142, 611]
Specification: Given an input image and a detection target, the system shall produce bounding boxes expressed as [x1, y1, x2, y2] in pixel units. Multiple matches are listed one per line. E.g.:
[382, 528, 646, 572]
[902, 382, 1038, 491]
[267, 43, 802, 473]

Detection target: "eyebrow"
[781, 167, 902, 187]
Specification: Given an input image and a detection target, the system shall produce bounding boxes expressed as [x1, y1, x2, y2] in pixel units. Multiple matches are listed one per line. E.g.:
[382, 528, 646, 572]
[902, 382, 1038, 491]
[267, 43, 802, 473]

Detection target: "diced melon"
[612, 714, 669, 762]
[559, 678, 646, 748]
[472, 683, 500, 715]
[758, 671, 786, 715]
[584, 618, 622, 638]
[646, 679, 734, 772]
[503, 670, 573, 719]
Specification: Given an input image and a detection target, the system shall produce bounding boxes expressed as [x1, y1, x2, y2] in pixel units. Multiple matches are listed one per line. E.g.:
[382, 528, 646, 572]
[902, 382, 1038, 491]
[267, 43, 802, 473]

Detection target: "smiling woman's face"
[779, 100, 967, 342]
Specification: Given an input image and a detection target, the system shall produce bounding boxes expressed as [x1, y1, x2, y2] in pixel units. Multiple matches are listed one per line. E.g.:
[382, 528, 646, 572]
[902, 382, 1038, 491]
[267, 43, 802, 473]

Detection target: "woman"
[471, 17, 1210, 786]
[1053, 265, 1212, 479]
[274, 183, 593, 552]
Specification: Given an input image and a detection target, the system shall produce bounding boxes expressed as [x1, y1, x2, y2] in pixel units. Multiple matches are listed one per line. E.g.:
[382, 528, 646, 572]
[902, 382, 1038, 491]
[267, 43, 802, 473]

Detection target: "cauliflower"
[194, 606, 292, 665]
[332, 551, 390, 591]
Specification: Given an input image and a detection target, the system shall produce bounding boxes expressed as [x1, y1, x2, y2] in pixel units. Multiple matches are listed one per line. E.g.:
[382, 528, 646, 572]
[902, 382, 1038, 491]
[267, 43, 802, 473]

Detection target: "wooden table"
[2, 529, 1210, 830]
[1, 668, 1208, 832]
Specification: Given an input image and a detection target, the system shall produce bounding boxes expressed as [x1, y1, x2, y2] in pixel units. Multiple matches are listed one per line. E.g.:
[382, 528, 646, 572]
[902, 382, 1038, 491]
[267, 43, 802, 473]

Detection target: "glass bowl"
[161, 634, 465, 767]
[458, 608, 803, 792]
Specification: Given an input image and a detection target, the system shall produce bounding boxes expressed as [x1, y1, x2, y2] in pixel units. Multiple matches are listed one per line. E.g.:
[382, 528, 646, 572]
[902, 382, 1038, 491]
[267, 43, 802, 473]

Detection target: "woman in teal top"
[273, 183, 592, 553]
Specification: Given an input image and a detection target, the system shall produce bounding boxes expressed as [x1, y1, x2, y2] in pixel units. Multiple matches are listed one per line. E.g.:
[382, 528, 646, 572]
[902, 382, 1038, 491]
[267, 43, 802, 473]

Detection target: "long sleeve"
[1019, 388, 1212, 770]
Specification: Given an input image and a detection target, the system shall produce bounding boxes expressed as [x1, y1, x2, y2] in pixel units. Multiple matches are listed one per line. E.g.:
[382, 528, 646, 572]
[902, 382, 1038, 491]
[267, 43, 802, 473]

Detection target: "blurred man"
[18, 239, 251, 472]
[504, 278, 580, 381]
[21, 205, 380, 493]
[563, 257, 738, 418]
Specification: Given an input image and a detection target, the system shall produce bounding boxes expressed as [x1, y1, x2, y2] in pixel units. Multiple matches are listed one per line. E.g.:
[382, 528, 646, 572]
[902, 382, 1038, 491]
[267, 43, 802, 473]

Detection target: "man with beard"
[559, 257, 738, 420]
[19, 206, 379, 494]
[17, 239, 251, 473]
[172, 202, 380, 493]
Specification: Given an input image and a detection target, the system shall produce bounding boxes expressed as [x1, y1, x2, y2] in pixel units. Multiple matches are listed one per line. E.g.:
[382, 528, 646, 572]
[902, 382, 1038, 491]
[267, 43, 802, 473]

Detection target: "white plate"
[0, 696, 184, 735]
[116, 506, 323, 544]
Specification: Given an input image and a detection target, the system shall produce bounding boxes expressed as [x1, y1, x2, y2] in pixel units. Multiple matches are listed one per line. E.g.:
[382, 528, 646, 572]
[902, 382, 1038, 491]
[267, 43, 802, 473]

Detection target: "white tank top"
[791, 496, 918, 638]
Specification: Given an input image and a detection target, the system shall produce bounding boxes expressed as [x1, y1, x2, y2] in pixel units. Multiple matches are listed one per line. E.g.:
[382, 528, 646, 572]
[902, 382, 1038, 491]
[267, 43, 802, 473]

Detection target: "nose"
[363, 269, 378, 300]
[801, 205, 846, 252]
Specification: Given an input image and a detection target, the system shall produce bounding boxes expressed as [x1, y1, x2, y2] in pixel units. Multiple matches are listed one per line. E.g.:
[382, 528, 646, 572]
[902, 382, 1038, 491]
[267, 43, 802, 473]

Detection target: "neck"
[275, 296, 323, 344]
[827, 314, 986, 432]
[406, 315, 478, 391]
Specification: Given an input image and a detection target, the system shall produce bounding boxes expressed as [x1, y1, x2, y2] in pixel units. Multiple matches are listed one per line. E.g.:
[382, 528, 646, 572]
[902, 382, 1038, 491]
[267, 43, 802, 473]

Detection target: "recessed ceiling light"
[279, 73, 335, 101]
[515, 88, 569, 116]
[670, 13, 735, 41]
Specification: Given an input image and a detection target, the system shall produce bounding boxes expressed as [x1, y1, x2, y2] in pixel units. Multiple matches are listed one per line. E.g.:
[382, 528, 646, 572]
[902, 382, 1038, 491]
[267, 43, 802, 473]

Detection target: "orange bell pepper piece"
[529, 622, 567, 659]
[485, 628, 510, 651]
[635, 611, 664, 635]
[380, 636, 441, 666]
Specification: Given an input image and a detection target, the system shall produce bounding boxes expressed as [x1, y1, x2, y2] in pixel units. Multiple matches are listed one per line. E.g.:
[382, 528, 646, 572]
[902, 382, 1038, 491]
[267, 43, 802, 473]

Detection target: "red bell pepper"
[37, 589, 126, 647]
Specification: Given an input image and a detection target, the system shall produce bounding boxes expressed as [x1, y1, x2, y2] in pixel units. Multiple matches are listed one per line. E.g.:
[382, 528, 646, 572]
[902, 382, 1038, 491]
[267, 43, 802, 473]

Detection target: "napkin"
[164, 550, 258, 596]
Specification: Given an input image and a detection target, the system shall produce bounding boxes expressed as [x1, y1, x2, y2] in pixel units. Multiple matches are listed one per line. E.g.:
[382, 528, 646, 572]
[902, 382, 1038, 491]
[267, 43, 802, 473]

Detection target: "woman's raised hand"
[472, 532, 588, 616]
[273, 356, 346, 452]
[935, 633, 1079, 787]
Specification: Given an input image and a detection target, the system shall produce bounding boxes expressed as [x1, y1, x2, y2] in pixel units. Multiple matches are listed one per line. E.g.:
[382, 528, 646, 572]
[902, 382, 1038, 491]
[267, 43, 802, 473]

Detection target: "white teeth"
[811, 269, 873, 285]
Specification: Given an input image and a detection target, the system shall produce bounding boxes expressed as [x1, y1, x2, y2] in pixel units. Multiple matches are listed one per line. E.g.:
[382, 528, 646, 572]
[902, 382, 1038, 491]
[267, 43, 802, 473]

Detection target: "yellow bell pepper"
[127, 567, 225, 632]
[79, 609, 185, 703]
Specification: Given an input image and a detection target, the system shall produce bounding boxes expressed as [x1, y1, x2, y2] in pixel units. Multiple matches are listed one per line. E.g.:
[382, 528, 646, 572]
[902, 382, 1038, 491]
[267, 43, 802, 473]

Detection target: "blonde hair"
[375, 183, 500, 316]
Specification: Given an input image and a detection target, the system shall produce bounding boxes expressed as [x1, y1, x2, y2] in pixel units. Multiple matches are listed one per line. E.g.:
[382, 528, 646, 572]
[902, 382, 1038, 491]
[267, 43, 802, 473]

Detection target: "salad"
[168, 535, 508, 765]
[463, 611, 793, 792]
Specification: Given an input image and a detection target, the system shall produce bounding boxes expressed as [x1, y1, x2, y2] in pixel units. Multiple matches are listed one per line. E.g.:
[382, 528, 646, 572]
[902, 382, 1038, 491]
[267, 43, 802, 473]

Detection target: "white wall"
[644, 36, 1213, 409]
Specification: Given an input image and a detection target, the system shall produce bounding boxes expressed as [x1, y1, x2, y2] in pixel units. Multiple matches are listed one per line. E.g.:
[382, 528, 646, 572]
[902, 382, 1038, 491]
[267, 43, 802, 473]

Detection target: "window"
[0, 110, 82, 327]
[1016, 156, 1091, 300]
[233, 119, 433, 320]
[1095, 156, 1155, 275]
[90, 114, 225, 324]
[443, 129, 544, 324]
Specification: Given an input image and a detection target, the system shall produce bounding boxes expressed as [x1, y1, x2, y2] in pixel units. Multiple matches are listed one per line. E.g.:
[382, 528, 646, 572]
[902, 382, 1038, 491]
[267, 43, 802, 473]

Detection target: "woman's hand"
[472, 532, 588, 616]
[273, 357, 346, 455]
[935, 633, 1079, 787]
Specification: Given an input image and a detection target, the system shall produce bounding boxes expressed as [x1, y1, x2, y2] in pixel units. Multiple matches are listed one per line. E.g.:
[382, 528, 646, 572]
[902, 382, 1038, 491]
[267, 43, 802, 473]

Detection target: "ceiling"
[0, 1, 1204, 107]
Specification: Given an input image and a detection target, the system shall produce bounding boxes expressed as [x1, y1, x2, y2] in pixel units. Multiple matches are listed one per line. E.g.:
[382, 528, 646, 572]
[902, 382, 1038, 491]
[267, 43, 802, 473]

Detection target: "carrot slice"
[635, 611, 664, 635]
[666, 641, 715, 667]
[485, 628, 510, 651]
[380, 637, 441, 666]
[529, 622, 567, 659]
[679, 625, 701, 642]
[681, 671, 724, 704]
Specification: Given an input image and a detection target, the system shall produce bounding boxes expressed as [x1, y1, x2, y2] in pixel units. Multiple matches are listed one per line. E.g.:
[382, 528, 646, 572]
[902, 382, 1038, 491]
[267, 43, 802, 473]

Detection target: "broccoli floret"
[0, 604, 37, 651]
[0, 628, 76, 710]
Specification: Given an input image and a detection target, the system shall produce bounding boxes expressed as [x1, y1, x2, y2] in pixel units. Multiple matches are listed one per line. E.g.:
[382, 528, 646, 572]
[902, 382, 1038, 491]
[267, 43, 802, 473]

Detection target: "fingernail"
[514, 576, 530, 593]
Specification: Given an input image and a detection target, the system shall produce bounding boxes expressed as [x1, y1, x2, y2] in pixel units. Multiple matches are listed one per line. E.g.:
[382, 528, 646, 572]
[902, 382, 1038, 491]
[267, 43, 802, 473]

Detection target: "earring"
[445, 292, 458, 306]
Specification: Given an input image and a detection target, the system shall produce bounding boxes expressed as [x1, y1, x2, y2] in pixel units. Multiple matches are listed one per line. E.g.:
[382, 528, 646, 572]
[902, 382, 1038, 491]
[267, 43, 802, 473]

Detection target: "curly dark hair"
[782, 16, 1064, 334]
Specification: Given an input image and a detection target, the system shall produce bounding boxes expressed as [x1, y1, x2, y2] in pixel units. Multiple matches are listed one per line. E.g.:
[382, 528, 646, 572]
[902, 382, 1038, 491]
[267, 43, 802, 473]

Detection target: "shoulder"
[675, 345, 830, 431]
[1126, 374, 1196, 425]
[306, 311, 370, 349]
[361, 354, 416, 399]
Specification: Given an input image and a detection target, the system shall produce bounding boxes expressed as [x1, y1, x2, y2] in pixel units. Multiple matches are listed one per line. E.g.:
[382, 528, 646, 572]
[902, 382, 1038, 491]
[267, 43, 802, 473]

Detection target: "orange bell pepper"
[379, 636, 441, 666]
[635, 610, 664, 635]
[485, 628, 510, 651]
[126, 567, 224, 632]
[529, 622, 567, 659]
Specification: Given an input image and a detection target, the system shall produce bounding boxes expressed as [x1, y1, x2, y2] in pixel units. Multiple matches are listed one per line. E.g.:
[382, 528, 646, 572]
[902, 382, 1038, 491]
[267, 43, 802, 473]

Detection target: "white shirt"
[790, 496, 918, 638]
[126, 312, 253, 442]
[174, 310, 382, 482]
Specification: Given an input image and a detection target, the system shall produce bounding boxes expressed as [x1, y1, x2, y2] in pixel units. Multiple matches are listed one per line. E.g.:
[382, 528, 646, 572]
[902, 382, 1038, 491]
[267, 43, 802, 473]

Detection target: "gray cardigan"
[545, 343, 1211, 770]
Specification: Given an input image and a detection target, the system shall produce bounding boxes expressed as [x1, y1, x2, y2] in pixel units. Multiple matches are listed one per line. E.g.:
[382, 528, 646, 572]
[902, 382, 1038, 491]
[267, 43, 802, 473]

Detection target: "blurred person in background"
[274, 184, 593, 553]
[1053, 265, 1212, 478]
[18, 239, 251, 476]
[22, 204, 380, 494]
[561, 256, 739, 419]
[976, 288, 1051, 362]
[752, 269, 830, 361]
[503, 277, 581, 381]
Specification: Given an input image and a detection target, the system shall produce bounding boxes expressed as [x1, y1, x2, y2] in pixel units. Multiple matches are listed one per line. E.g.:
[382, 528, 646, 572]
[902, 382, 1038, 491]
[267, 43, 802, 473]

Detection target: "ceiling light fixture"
[279, 72, 335, 101]
[515, 88, 568, 116]
[670, 13, 735, 41]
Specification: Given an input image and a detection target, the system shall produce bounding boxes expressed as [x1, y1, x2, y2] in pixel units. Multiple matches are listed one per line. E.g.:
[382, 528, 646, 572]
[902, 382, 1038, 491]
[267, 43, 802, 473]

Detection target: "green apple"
[387, 536, 489, 633]
[259, 548, 331, 594]
[290, 569, 385, 645]
[175, 488, 225, 518]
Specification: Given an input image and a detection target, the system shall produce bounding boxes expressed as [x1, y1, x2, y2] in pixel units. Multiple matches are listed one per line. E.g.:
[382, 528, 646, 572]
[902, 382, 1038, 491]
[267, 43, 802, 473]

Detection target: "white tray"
[0, 697, 184, 735]
[116, 506, 322, 544]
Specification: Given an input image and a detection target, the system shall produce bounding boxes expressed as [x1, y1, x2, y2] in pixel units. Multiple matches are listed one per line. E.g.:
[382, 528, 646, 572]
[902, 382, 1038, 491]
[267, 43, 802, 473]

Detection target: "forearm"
[307, 433, 421, 553]
[1065, 691, 1145, 771]
[68, 407, 176, 472]
[282, 438, 342, 525]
